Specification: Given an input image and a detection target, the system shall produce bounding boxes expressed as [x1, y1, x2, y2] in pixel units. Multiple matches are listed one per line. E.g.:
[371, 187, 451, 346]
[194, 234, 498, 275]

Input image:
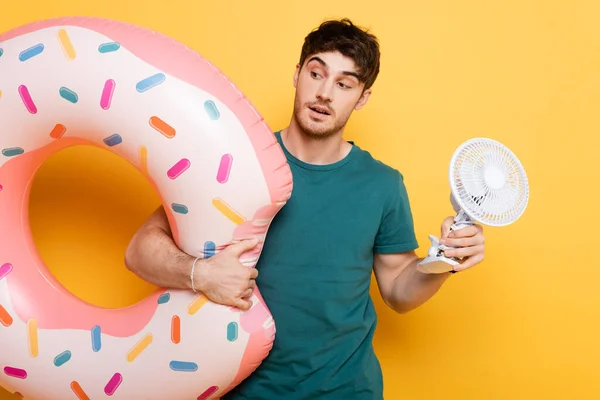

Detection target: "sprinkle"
[19, 43, 44, 61]
[91, 325, 101, 352]
[157, 293, 170, 304]
[18, 85, 37, 114]
[54, 350, 72, 366]
[217, 154, 233, 183]
[3, 367, 26, 379]
[227, 322, 238, 342]
[204, 100, 220, 120]
[50, 123, 66, 139]
[169, 361, 198, 372]
[27, 319, 38, 357]
[204, 241, 216, 258]
[0, 90, 2, 98]
[57, 29, 76, 60]
[212, 198, 245, 225]
[149, 116, 175, 138]
[104, 373, 123, 396]
[0, 263, 13, 280]
[136, 73, 165, 93]
[198, 386, 219, 400]
[0, 48, 3, 57]
[0, 305, 13, 327]
[167, 158, 190, 179]
[100, 79, 116, 110]
[59, 87, 78, 103]
[171, 315, 180, 344]
[2, 147, 24, 157]
[71, 381, 90, 400]
[103, 134, 122, 147]
[138, 146, 148, 175]
[188, 295, 209, 315]
[98, 42, 120, 53]
[126, 333, 152, 362]
[171, 203, 188, 214]
[13, 392, 23, 399]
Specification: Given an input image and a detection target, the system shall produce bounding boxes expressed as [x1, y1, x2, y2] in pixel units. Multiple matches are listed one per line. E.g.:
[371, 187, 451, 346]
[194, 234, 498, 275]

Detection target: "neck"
[281, 119, 352, 165]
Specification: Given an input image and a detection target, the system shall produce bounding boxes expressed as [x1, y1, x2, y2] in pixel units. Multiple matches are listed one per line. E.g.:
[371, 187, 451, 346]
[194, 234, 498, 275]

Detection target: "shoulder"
[351, 143, 407, 186]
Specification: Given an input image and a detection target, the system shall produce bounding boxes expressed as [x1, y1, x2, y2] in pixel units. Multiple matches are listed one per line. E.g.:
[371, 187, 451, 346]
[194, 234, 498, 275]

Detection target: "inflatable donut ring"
[0, 16, 292, 400]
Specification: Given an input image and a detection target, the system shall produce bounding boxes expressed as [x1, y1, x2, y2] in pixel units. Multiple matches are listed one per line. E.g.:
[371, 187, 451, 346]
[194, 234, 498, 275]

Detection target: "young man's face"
[292, 51, 371, 139]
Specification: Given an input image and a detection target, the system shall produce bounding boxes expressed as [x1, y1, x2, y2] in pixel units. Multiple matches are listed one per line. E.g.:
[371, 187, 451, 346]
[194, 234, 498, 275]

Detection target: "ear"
[354, 88, 372, 111]
[293, 63, 300, 88]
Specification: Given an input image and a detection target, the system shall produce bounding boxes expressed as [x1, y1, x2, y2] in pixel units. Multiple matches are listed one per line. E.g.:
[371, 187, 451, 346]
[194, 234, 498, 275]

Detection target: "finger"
[445, 245, 484, 259]
[449, 225, 483, 238]
[235, 298, 253, 311]
[248, 279, 256, 289]
[442, 235, 484, 248]
[248, 268, 259, 280]
[241, 288, 253, 299]
[454, 253, 484, 272]
[230, 238, 260, 255]
[440, 217, 454, 239]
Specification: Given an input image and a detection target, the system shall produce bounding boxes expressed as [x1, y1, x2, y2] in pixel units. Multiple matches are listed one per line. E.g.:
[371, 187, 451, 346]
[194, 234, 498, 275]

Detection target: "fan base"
[417, 234, 460, 274]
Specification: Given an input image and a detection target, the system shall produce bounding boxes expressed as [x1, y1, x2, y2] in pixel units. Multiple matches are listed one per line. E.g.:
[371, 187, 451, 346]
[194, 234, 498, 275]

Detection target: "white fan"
[417, 138, 529, 274]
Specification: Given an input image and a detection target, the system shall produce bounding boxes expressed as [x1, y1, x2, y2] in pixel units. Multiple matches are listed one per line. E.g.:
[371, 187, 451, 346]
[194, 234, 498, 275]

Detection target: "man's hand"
[439, 216, 485, 272]
[194, 239, 260, 311]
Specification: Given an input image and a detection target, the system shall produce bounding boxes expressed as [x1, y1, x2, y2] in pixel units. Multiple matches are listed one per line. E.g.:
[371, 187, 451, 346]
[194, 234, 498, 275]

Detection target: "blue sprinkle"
[19, 43, 44, 61]
[59, 87, 78, 103]
[98, 42, 121, 53]
[54, 350, 72, 366]
[91, 325, 101, 352]
[169, 361, 198, 372]
[171, 203, 188, 214]
[204, 241, 215, 258]
[0, 48, 3, 57]
[157, 293, 170, 304]
[103, 134, 122, 147]
[2, 147, 24, 157]
[204, 100, 220, 120]
[227, 322, 238, 342]
[136, 73, 166, 93]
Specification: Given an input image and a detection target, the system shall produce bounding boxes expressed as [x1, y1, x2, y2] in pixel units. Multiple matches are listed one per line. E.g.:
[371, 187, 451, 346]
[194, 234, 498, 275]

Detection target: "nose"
[316, 80, 334, 102]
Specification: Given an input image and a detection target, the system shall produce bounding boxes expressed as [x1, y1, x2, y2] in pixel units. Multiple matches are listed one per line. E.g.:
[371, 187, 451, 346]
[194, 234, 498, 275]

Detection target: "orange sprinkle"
[171, 315, 180, 344]
[139, 146, 148, 175]
[27, 318, 38, 357]
[212, 198, 246, 225]
[0, 304, 12, 327]
[126, 333, 153, 362]
[50, 123, 66, 139]
[70, 381, 90, 400]
[149, 116, 176, 138]
[58, 29, 77, 60]
[188, 295, 209, 315]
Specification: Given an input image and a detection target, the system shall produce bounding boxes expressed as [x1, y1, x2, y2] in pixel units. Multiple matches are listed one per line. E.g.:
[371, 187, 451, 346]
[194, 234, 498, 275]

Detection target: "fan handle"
[416, 193, 475, 274]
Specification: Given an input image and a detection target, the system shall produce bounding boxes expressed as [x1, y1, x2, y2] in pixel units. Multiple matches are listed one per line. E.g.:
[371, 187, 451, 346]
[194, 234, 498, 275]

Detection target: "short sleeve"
[374, 170, 419, 254]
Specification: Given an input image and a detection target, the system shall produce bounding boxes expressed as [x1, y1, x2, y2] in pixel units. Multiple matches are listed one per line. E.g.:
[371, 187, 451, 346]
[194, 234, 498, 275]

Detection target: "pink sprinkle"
[217, 154, 233, 183]
[104, 373, 123, 396]
[167, 158, 190, 179]
[0, 184, 3, 191]
[0, 263, 12, 280]
[18, 85, 37, 114]
[100, 79, 115, 110]
[4, 366, 27, 379]
[198, 386, 219, 400]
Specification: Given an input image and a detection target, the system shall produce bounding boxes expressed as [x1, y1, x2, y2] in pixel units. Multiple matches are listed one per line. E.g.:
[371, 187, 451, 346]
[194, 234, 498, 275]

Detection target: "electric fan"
[417, 138, 529, 274]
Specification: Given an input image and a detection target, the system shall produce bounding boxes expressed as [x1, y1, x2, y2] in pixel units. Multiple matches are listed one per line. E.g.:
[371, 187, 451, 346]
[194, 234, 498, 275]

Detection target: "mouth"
[308, 105, 331, 116]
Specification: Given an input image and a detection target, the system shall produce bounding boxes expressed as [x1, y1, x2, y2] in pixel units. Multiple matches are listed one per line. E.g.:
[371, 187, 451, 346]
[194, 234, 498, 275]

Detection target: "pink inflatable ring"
[0, 16, 292, 400]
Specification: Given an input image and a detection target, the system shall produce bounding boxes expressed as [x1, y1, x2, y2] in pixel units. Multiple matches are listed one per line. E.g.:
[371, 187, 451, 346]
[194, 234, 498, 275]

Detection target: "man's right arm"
[124, 206, 260, 310]
[124, 206, 195, 290]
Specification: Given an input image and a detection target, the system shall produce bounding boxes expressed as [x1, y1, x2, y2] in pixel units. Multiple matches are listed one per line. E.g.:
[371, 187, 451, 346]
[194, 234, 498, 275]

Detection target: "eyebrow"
[307, 56, 360, 80]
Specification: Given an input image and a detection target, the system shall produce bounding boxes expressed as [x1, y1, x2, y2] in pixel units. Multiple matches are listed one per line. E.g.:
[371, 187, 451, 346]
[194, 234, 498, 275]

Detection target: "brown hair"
[299, 18, 381, 90]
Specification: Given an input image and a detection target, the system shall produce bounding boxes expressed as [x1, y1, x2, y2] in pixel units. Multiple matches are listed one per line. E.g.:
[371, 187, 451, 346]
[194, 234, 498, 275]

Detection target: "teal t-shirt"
[224, 131, 419, 399]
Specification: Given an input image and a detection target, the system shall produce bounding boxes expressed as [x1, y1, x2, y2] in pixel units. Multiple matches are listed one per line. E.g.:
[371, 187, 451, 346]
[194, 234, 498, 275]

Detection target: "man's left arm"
[373, 218, 486, 314]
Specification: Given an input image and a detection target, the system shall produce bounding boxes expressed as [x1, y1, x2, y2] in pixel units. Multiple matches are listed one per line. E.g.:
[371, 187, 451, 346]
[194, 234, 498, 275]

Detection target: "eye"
[338, 82, 350, 89]
[310, 71, 321, 79]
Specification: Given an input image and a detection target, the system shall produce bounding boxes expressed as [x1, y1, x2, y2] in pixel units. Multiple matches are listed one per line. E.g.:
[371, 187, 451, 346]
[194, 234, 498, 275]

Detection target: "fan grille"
[450, 138, 529, 226]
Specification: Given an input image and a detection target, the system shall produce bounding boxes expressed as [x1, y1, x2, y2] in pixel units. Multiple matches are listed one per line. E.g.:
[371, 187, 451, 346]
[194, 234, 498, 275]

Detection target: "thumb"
[440, 217, 454, 239]
[229, 238, 259, 255]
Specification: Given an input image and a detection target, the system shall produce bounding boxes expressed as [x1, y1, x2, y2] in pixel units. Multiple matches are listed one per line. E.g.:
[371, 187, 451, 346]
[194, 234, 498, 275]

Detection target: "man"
[124, 18, 485, 399]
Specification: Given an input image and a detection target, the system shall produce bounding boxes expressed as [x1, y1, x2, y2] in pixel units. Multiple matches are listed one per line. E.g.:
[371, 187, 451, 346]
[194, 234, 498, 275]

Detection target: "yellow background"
[1, 0, 598, 399]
